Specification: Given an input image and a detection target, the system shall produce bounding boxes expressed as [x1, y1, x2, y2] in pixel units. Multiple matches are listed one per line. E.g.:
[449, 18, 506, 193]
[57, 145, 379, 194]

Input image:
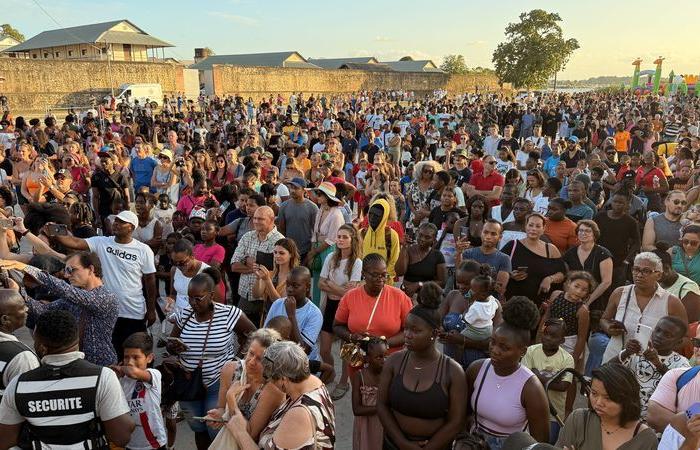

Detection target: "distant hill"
[548, 75, 632, 88]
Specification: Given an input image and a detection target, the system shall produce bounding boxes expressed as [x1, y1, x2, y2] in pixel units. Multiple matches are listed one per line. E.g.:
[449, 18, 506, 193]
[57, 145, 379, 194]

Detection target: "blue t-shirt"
[461, 247, 512, 275]
[543, 155, 561, 177]
[264, 298, 323, 361]
[131, 156, 158, 190]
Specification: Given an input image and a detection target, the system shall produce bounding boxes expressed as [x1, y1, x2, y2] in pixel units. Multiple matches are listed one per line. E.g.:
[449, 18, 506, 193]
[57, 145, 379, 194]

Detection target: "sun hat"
[159, 149, 173, 161]
[309, 181, 340, 203]
[189, 207, 207, 222]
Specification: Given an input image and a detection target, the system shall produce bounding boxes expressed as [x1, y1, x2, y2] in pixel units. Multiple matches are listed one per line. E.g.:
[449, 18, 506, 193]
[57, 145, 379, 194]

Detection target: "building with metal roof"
[2, 20, 172, 62]
[190, 52, 319, 70]
[338, 62, 394, 72]
[382, 59, 443, 73]
[0, 35, 21, 57]
[308, 57, 379, 70]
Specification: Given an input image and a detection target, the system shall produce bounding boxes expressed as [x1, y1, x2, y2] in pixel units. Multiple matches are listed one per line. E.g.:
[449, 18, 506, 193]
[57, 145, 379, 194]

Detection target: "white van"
[106, 83, 163, 108]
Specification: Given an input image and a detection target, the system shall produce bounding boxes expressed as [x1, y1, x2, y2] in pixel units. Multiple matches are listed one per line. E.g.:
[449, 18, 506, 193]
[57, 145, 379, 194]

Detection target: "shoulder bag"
[340, 287, 384, 368]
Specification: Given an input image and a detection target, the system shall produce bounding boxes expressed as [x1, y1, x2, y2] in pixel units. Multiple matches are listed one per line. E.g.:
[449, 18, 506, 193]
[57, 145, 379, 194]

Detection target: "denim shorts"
[179, 379, 221, 438]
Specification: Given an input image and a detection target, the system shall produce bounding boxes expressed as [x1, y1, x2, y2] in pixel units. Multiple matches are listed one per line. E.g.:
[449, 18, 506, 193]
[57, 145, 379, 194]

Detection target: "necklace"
[601, 423, 624, 435]
[413, 356, 438, 370]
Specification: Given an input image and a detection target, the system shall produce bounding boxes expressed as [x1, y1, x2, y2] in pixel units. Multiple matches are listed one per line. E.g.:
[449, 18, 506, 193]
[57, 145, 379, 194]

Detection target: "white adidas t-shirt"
[120, 369, 167, 450]
[86, 236, 156, 319]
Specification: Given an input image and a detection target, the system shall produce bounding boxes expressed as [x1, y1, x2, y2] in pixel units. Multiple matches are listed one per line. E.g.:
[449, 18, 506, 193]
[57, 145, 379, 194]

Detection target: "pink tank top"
[471, 359, 534, 437]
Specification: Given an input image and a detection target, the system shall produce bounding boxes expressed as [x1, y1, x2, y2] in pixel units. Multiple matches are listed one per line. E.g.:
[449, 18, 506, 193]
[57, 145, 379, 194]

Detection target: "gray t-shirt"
[461, 247, 512, 275]
[277, 199, 319, 254]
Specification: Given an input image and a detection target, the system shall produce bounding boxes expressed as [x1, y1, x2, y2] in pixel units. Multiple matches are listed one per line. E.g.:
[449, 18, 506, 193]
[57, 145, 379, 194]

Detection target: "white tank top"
[173, 262, 209, 311]
[133, 218, 158, 243]
[603, 284, 670, 361]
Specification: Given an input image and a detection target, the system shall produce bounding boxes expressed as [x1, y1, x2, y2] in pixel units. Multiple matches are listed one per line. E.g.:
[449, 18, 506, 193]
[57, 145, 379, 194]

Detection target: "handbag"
[161, 309, 213, 403]
[340, 287, 383, 368]
[453, 361, 490, 450]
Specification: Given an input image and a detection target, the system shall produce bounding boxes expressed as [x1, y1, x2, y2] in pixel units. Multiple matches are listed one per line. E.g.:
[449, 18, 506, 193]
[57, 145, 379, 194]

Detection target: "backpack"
[675, 365, 700, 408]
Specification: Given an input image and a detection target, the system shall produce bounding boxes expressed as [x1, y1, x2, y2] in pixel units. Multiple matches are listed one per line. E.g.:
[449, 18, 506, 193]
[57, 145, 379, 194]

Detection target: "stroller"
[545, 368, 591, 426]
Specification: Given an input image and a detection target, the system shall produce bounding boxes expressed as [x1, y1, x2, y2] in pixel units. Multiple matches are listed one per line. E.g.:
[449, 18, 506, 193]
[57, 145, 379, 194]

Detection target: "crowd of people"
[0, 87, 699, 450]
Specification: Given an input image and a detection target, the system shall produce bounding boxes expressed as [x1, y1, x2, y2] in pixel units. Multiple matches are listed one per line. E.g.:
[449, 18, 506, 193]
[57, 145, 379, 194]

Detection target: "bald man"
[231, 205, 284, 325]
[0, 289, 39, 401]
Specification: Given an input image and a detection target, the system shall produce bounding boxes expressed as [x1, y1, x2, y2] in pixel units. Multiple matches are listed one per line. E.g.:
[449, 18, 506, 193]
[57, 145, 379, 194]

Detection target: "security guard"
[0, 289, 39, 401]
[0, 310, 134, 449]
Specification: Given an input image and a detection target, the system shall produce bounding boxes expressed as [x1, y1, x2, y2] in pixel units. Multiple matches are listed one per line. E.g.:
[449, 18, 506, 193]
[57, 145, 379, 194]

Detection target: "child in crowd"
[111, 332, 168, 450]
[154, 193, 176, 235]
[541, 271, 593, 370]
[495, 148, 516, 176]
[462, 270, 502, 342]
[435, 211, 460, 291]
[522, 319, 575, 444]
[351, 337, 387, 450]
[388, 179, 406, 222]
[614, 315, 690, 418]
[589, 166, 605, 207]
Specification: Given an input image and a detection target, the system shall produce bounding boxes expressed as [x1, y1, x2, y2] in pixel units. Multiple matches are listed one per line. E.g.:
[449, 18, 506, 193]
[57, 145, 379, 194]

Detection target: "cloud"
[464, 40, 487, 46]
[207, 11, 259, 26]
[374, 36, 393, 42]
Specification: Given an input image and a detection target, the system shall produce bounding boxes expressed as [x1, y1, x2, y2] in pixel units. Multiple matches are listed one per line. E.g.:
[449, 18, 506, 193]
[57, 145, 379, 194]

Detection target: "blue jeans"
[586, 332, 610, 377]
[549, 421, 561, 444]
[179, 379, 221, 438]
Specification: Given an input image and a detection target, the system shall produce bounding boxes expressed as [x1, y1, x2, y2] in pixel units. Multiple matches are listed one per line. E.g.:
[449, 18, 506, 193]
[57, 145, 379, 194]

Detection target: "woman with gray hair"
[225, 341, 336, 449]
[599, 251, 687, 363]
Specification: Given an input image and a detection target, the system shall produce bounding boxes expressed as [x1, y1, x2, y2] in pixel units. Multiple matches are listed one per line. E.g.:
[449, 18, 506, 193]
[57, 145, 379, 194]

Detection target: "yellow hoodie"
[362, 198, 400, 280]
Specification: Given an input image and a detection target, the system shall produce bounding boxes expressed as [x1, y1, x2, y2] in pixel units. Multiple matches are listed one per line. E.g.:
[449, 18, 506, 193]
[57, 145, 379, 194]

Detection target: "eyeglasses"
[364, 271, 388, 280]
[672, 200, 688, 206]
[173, 258, 189, 268]
[64, 265, 79, 275]
[485, 161, 496, 165]
[423, 169, 434, 175]
[189, 293, 211, 303]
[577, 228, 593, 235]
[631, 266, 659, 276]
[682, 239, 700, 247]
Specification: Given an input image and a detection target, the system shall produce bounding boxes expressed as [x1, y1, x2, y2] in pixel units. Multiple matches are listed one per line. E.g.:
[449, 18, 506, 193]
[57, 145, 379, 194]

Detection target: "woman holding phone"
[501, 213, 565, 307]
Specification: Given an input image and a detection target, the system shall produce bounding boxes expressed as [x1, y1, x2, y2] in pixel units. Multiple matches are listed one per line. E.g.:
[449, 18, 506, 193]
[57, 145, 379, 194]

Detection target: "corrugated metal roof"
[190, 52, 319, 70]
[3, 19, 172, 52]
[339, 62, 394, 72]
[308, 57, 379, 69]
[381, 60, 443, 73]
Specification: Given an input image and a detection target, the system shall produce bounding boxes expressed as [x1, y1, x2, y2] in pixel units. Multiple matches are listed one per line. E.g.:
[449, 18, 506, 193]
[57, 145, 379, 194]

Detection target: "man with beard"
[642, 190, 687, 251]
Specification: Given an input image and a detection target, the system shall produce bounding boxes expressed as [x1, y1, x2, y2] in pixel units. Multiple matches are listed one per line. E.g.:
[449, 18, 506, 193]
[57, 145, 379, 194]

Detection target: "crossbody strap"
[198, 311, 215, 368]
[365, 287, 384, 332]
[473, 360, 491, 428]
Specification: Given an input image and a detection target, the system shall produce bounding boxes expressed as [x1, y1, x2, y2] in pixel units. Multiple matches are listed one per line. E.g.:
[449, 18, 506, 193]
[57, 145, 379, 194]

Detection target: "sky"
[4, 0, 700, 80]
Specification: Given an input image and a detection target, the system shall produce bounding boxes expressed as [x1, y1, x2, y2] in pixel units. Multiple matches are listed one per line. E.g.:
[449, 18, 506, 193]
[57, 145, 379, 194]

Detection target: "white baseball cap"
[115, 210, 138, 228]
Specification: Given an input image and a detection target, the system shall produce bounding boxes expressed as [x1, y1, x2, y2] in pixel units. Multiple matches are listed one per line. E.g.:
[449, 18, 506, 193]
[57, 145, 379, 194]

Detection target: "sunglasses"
[672, 200, 688, 206]
[64, 265, 79, 275]
[682, 239, 700, 247]
[173, 258, 190, 268]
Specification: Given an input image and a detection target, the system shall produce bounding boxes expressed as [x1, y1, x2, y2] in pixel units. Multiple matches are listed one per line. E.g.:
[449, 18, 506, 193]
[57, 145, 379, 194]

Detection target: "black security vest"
[14, 358, 108, 449]
[0, 340, 34, 400]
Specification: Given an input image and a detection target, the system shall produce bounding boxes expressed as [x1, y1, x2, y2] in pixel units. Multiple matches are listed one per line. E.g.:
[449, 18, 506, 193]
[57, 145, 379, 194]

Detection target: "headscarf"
[362, 198, 400, 279]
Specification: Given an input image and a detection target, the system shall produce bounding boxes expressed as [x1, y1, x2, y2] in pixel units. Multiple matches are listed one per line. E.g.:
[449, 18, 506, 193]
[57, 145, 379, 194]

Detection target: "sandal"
[330, 383, 350, 401]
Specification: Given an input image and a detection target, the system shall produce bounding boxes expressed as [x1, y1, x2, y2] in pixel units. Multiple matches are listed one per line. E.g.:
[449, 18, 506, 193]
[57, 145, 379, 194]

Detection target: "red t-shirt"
[469, 171, 505, 205]
[635, 166, 666, 189]
[335, 285, 412, 353]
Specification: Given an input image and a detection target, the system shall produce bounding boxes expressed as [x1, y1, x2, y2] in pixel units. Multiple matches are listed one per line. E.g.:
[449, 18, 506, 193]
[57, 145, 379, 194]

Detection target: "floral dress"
[406, 181, 433, 233]
[259, 385, 335, 449]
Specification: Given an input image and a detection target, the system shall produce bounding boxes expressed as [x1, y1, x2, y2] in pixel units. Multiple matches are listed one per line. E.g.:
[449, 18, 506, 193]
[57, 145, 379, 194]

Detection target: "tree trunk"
[553, 71, 558, 92]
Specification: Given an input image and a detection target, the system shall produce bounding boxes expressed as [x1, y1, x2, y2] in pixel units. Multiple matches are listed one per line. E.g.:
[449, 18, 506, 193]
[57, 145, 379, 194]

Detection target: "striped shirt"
[176, 303, 242, 387]
[231, 228, 284, 300]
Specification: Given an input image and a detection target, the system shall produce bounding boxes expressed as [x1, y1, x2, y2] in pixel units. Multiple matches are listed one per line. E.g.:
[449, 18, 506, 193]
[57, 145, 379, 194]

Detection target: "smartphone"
[0, 218, 14, 228]
[191, 416, 227, 423]
[517, 266, 528, 272]
[634, 323, 653, 350]
[45, 224, 69, 236]
[686, 402, 700, 419]
[460, 226, 469, 237]
[256, 251, 274, 271]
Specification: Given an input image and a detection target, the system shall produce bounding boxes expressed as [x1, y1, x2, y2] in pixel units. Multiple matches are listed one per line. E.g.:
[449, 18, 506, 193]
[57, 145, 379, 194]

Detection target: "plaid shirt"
[231, 227, 284, 300]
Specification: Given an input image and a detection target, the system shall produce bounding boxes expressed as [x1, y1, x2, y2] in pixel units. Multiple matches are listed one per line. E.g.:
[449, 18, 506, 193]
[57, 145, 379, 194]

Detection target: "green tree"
[1, 24, 25, 42]
[440, 54, 468, 74]
[492, 10, 579, 89]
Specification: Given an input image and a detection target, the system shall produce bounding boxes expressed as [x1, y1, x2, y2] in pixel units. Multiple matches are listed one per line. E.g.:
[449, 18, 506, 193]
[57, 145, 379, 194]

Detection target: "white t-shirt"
[464, 295, 499, 329]
[86, 236, 156, 320]
[121, 369, 167, 450]
[320, 254, 363, 300]
[659, 424, 699, 449]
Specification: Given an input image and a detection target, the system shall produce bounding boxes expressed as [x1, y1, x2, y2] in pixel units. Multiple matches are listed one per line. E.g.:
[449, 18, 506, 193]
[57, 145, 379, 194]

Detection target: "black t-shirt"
[593, 212, 640, 265]
[560, 149, 587, 168]
[92, 170, 129, 217]
[0, 158, 12, 177]
[498, 137, 520, 152]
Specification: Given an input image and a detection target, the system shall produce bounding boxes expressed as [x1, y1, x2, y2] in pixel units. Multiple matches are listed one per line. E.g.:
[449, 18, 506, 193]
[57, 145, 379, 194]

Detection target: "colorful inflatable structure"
[631, 57, 698, 96]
